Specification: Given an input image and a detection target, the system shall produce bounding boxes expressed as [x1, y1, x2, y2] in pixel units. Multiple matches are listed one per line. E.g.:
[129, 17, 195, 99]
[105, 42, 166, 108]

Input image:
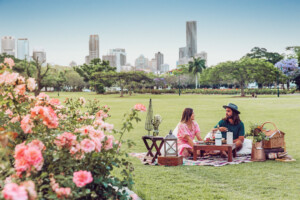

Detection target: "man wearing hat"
[212, 103, 245, 155]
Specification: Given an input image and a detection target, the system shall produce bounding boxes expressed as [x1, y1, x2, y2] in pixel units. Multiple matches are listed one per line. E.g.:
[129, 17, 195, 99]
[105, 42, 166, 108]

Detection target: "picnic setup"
[131, 99, 295, 167]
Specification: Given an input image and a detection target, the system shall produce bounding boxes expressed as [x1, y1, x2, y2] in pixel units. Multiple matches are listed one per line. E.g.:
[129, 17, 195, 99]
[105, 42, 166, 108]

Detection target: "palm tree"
[188, 57, 206, 89]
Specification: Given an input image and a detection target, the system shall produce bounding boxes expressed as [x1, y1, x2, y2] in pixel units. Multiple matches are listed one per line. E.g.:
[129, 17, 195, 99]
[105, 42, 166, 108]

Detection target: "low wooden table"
[142, 136, 164, 163]
[193, 144, 237, 162]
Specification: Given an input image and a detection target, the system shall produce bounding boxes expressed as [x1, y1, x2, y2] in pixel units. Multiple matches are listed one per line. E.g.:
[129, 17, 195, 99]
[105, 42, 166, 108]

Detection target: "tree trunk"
[120, 85, 124, 97]
[287, 80, 290, 91]
[195, 74, 198, 89]
[240, 83, 245, 97]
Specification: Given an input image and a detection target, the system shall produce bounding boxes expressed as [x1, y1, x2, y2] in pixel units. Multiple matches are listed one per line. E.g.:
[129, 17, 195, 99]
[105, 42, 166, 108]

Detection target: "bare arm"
[234, 136, 244, 144]
[184, 135, 194, 148]
[195, 132, 202, 141]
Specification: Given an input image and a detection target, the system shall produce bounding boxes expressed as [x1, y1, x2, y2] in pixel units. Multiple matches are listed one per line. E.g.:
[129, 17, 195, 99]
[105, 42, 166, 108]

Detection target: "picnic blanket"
[130, 152, 252, 167]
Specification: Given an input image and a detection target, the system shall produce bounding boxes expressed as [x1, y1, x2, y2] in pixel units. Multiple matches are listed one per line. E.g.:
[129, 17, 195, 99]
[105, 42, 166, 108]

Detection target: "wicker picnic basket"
[261, 122, 285, 149]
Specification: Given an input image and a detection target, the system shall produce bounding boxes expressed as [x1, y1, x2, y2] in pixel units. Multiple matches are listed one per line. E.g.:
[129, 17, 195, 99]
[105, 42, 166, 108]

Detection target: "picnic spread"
[136, 100, 295, 167]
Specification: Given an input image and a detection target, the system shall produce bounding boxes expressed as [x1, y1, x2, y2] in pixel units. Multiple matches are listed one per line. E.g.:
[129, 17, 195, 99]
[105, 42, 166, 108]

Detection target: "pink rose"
[20, 181, 37, 200]
[20, 115, 34, 134]
[54, 132, 77, 148]
[5, 109, 13, 118]
[134, 104, 146, 112]
[14, 84, 26, 96]
[73, 170, 93, 187]
[4, 58, 15, 69]
[50, 98, 61, 105]
[2, 183, 28, 200]
[10, 116, 20, 123]
[31, 106, 58, 129]
[28, 140, 45, 151]
[26, 78, 36, 92]
[80, 139, 95, 153]
[24, 147, 43, 166]
[5, 72, 19, 85]
[104, 135, 114, 150]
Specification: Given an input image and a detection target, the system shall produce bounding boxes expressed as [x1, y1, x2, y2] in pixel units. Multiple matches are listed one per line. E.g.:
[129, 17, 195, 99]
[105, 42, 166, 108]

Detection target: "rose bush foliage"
[0, 59, 143, 199]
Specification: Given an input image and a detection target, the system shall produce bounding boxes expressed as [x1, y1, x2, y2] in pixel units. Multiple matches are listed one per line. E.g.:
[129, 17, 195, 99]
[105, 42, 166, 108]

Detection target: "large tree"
[203, 58, 281, 96]
[74, 58, 116, 93]
[93, 71, 152, 97]
[286, 46, 300, 66]
[188, 57, 206, 89]
[245, 47, 284, 65]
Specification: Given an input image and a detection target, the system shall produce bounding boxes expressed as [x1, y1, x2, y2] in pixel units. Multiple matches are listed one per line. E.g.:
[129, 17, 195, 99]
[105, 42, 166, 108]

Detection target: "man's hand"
[219, 127, 228, 132]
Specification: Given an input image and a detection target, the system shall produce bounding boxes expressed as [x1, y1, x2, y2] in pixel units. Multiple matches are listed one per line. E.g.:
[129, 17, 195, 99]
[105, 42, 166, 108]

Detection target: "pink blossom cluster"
[75, 125, 114, 151]
[0, 69, 36, 94]
[49, 174, 71, 199]
[96, 109, 109, 120]
[93, 119, 114, 132]
[134, 104, 147, 112]
[4, 58, 15, 69]
[72, 170, 93, 188]
[54, 132, 77, 149]
[30, 106, 59, 129]
[14, 140, 45, 176]
[2, 183, 28, 200]
[0, 71, 19, 86]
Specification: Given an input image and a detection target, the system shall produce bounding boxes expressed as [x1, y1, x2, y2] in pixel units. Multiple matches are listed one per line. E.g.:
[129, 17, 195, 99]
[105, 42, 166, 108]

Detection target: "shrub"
[0, 59, 144, 199]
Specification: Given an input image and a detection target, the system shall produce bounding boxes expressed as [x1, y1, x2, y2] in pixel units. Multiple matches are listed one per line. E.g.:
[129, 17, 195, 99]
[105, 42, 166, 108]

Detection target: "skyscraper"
[135, 55, 149, 70]
[179, 47, 187, 59]
[1, 36, 15, 56]
[89, 35, 99, 63]
[186, 21, 197, 58]
[102, 54, 117, 68]
[17, 38, 29, 60]
[109, 48, 126, 72]
[155, 52, 164, 72]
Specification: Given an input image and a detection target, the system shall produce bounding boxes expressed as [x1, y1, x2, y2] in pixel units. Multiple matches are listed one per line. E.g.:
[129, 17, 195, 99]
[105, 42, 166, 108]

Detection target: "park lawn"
[48, 92, 300, 200]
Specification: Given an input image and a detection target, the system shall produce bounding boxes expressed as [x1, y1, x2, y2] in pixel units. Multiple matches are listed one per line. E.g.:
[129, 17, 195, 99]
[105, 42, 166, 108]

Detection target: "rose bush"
[0, 59, 144, 199]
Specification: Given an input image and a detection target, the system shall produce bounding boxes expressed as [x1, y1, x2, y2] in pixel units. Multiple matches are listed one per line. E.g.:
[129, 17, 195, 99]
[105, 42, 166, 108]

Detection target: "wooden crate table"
[193, 143, 237, 162]
[142, 136, 164, 163]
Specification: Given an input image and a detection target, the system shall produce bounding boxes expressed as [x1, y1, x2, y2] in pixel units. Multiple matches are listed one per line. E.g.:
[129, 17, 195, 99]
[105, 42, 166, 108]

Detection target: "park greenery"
[1, 46, 300, 97]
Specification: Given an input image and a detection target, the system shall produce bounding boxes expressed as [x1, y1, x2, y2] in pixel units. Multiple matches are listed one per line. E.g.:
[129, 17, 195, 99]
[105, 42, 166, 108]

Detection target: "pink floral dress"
[177, 121, 200, 157]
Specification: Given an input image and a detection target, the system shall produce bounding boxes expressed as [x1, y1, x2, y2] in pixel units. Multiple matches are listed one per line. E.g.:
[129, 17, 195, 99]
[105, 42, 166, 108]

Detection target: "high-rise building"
[179, 47, 187, 59]
[1, 36, 15, 56]
[32, 49, 46, 64]
[135, 55, 149, 70]
[186, 21, 197, 57]
[160, 64, 169, 73]
[148, 58, 157, 73]
[85, 56, 90, 64]
[102, 55, 117, 68]
[155, 52, 164, 72]
[17, 38, 29, 60]
[109, 48, 126, 72]
[89, 35, 99, 63]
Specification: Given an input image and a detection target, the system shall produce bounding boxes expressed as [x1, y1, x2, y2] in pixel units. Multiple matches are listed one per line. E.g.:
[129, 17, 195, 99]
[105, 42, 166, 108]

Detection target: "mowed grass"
[48, 92, 300, 200]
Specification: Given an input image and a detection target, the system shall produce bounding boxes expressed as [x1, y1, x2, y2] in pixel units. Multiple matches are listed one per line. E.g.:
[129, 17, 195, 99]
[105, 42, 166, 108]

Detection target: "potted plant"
[245, 123, 269, 161]
[152, 114, 162, 136]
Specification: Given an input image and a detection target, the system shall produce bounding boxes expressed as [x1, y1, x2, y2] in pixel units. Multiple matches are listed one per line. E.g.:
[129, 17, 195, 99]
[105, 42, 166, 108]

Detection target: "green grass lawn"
[48, 92, 300, 200]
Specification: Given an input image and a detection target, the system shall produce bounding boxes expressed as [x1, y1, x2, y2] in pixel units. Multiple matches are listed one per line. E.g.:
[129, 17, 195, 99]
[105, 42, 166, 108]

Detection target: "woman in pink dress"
[177, 108, 203, 157]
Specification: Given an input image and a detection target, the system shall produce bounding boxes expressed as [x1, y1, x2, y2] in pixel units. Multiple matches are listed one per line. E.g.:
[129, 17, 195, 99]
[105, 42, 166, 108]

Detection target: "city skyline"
[0, 0, 300, 69]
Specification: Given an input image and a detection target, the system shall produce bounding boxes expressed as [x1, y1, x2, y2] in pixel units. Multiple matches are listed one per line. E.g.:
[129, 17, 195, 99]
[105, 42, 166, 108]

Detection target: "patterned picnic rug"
[129, 152, 252, 167]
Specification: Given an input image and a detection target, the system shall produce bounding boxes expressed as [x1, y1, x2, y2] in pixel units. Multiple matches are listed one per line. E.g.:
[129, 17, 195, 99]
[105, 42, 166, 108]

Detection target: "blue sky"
[1, 0, 299, 68]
